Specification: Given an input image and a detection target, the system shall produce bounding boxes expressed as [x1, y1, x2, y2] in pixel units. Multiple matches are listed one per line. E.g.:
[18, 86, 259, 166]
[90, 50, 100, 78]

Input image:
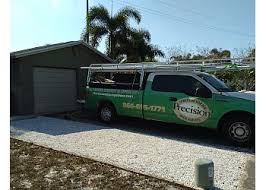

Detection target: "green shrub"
[211, 69, 255, 91]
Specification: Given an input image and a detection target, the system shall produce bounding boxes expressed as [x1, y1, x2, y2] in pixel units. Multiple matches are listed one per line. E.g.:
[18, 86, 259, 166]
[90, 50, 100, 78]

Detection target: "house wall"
[11, 45, 111, 115]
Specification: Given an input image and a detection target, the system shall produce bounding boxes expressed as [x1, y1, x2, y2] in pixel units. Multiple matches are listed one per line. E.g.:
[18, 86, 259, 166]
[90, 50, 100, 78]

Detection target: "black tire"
[97, 103, 116, 123]
[222, 115, 254, 146]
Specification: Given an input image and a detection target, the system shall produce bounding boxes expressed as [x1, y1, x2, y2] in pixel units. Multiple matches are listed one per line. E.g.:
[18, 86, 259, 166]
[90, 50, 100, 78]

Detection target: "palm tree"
[113, 29, 164, 62]
[81, 5, 141, 59]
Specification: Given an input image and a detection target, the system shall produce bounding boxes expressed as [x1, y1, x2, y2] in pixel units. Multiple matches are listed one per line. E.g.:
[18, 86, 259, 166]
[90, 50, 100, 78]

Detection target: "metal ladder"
[81, 57, 255, 72]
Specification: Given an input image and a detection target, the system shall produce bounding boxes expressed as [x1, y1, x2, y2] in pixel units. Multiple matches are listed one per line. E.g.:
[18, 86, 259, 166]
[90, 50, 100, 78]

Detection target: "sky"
[11, 0, 255, 58]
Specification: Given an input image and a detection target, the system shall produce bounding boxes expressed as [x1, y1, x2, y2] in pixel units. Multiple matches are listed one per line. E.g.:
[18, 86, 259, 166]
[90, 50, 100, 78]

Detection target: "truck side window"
[89, 72, 141, 90]
[152, 75, 211, 98]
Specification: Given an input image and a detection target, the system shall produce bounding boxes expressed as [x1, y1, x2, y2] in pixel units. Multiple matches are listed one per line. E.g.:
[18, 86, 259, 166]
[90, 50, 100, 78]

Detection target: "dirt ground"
[10, 138, 192, 190]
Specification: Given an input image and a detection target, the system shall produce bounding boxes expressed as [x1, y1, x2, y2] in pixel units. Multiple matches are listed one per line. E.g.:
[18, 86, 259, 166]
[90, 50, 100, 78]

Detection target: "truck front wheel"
[222, 116, 254, 146]
[98, 104, 116, 123]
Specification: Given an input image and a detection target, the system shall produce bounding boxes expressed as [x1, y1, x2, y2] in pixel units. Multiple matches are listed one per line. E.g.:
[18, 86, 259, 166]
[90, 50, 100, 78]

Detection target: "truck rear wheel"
[98, 103, 116, 123]
[222, 116, 254, 146]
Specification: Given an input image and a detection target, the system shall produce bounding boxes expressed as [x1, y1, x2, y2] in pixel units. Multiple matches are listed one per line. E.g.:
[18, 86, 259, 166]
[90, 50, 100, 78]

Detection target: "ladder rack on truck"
[81, 57, 255, 72]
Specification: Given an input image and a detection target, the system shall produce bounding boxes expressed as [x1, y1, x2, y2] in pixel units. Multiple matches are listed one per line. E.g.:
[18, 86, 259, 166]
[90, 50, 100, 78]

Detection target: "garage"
[10, 41, 114, 115]
[33, 68, 77, 114]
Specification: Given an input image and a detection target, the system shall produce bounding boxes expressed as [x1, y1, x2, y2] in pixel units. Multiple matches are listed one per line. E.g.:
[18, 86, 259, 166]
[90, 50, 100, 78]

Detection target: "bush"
[211, 69, 255, 91]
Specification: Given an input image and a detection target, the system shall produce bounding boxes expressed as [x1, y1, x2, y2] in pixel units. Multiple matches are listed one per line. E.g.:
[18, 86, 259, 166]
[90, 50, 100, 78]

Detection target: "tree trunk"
[109, 32, 115, 59]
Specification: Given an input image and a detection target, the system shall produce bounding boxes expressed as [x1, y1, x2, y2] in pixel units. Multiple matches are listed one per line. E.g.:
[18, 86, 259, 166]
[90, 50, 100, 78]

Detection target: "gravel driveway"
[10, 116, 254, 190]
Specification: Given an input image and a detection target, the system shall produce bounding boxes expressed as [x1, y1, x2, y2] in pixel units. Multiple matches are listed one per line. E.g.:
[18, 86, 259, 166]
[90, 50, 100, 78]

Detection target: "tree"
[209, 48, 231, 59]
[81, 5, 164, 62]
[115, 29, 164, 62]
[232, 47, 255, 64]
[81, 5, 141, 59]
[168, 46, 231, 62]
[167, 45, 193, 61]
[247, 48, 255, 58]
[167, 46, 254, 90]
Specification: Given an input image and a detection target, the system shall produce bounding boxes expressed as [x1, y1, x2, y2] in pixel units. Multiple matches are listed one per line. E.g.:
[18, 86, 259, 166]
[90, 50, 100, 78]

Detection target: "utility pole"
[111, 0, 113, 17]
[86, 0, 89, 44]
[110, 0, 113, 58]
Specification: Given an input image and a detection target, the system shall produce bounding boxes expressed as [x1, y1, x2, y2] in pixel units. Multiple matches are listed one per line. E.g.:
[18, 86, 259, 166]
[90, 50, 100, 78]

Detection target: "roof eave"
[10, 41, 114, 63]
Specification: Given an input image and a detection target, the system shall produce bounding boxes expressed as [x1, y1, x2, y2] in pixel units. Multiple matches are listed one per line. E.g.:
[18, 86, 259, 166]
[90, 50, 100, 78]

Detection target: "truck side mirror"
[196, 87, 212, 98]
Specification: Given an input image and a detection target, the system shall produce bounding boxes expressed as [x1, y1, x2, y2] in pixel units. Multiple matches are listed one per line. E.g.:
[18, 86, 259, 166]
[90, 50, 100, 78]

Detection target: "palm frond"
[80, 28, 88, 42]
[89, 26, 108, 47]
[88, 5, 110, 26]
[151, 46, 165, 57]
[113, 6, 141, 25]
[130, 29, 151, 42]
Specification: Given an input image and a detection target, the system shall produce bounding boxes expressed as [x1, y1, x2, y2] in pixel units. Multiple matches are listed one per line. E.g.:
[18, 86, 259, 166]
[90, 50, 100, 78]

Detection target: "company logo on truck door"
[174, 98, 211, 123]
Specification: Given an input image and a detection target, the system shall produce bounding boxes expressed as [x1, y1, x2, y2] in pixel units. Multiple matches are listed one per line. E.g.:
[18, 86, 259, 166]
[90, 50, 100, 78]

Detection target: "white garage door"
[33, 67, 77, 114]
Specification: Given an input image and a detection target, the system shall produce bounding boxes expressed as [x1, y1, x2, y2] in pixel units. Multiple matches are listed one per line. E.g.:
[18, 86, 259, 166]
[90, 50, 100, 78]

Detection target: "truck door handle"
[169, 97, 177, 101]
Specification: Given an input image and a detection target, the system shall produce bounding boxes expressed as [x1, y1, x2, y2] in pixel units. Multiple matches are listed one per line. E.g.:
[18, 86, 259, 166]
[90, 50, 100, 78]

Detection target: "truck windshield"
[197, 73, 235, 92]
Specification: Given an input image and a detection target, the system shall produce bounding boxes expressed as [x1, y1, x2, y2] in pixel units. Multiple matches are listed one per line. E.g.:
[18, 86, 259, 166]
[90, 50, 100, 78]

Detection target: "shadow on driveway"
[48, 110, 255, 154]
[113, 117, 255, 154]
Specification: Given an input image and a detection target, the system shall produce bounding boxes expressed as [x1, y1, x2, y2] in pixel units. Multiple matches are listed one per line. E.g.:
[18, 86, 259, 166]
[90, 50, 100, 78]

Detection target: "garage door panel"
[34, 85, 76, 91]
[34, 86, 76, 95]
[34, 71, 76, 83]
[35, 104, 77, 114]
[33, 68, 78, 114]
[34, 76, 76, 83]
[35, 94, 76, 103]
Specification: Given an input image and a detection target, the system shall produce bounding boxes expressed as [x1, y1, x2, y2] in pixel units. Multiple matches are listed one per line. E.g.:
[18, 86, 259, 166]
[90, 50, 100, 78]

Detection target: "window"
[89, 72, 141, 90]
[152, 75, 211, 97]
[197, 73, 235, 92]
